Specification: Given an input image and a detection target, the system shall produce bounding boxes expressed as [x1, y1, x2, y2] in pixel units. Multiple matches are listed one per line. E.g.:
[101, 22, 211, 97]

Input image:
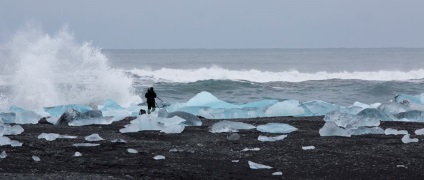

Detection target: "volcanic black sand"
[1, 116, 424, 179]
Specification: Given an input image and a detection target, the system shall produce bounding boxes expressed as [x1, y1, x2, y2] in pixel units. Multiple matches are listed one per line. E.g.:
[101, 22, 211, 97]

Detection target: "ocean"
[0, 30, 424, 111]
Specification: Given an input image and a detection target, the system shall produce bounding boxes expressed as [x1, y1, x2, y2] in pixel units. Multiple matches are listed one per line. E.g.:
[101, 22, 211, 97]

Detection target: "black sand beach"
[1, 116, 424, 179]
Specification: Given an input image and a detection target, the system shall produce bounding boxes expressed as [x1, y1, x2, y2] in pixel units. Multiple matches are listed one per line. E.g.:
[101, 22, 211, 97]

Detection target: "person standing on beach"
[145, 87, 157, 114]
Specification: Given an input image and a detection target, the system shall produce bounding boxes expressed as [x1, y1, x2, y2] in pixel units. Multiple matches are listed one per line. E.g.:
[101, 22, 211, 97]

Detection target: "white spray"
[0, 25, 140, 110]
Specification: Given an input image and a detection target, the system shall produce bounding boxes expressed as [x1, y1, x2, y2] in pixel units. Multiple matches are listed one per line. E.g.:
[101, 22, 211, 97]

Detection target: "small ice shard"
[127, 148, 138, 154]
[169, 148, 184, 152]
[73, 152, 82, 157]
[272, 171, 283, 176]
[257, 135, 287, 142]
[350, 127, 385, 135]
[0, 136, 12, 146]
[0, 151, 6, 158]
[32, 155, 40, 162]
[72, 143, 100, 147]
[154, 155, 165, 160]
[302, 146, 315, 150]
[10, 140, 23, 147]
[111, 138, 127, 143]
[85, 134, 104, 142]
[227, 133, 240, 141]
[241, 147, 260, 152]
[401, 134, 419, 144]
[397, 165, 407, 168]
[38, 133, 78, 141]
[319, 122, 350, 137]
[384, 128, 408, 135]
[256, 123, 297, 134]
[209, 120, 255, 133]
[38, 133, 60, 141]
[248, 161, 273, 169]
[415, 128, 424, 135]
[232, 160, 239, 163]
[119, 116, 183, 133]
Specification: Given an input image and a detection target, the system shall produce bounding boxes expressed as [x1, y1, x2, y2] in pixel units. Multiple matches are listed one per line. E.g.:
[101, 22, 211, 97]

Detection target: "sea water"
[0, 27, 423, 114]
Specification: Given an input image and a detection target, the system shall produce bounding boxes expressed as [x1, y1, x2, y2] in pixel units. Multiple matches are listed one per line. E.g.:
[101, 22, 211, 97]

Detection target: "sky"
[1, 0, 424, 49]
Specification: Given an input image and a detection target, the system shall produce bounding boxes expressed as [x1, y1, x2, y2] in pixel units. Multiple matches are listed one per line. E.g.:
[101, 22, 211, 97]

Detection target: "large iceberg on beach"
[301, 100, 340, 116]
[265, 100, 311, 117]
[44, 104, 93, 117]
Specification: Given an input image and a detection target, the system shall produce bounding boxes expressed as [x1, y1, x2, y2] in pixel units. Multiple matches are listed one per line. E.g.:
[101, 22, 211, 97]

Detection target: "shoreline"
[1, 116, 424, 179]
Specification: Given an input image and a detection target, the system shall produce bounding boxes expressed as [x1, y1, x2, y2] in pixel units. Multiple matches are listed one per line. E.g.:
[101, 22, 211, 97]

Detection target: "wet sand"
[1, 116, 424, 179]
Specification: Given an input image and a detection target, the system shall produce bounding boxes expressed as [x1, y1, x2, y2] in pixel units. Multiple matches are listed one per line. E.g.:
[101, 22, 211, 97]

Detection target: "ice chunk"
[9, 107, 41, 124]
[154, 155, 165, 160]
[119, 116, 178, 133]
[302, 146, 315, 150]
[415, 128, 424, 135]
[257, 134, 287, 142]
[0, 151, 6, 158]
[32, 155, 41, 162]
[256, 123, 297, 134]
[209, 120, 256, 133]
[127, 148, 138, 154]
[395, 110, 424, 121]
[350, 127, 385, 135]
[185, 91, 240, 109]
[57, 109, 110, 126]
[241, 147, 260, 152]
[111, 138, 127, 143]
[319, 122, 351, 137]
[232, 160, 239, 163]
[38, 133, 77, 141]
[324, 111, 380, 129]
[395, 94, 422, 104]
[384, 128, 408, 135]
[38, 133, 60, 141]
[10, 140, 23, 147]
[160, 125, 185, 134]
[301, 100, 340, 116]
[227, 133, 240, 141]
[73, 152, 82, 157]
[0, 136, 12, 146]
[339, 106, 364, 115]
[265, 100, 310, 117]
[98, 99, 125, 111]
[248, 161, 272, 169]
[0, 113, 16, 123]
[401, 134, 419, 143]
[85, 134, 104, 142]
[44, 104, 92, 117]
[378, 102, 410, 115]
[272, 171, 283, 175]
[2, 124, 24, 135]
[72, 143, 100, 147]
[160, 111, 202, 126]
[357, 108, 393, 121]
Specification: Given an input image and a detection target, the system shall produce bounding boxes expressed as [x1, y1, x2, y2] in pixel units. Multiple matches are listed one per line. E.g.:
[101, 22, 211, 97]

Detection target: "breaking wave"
[0, 25, 140, 109]
[129, 66, 424, 83]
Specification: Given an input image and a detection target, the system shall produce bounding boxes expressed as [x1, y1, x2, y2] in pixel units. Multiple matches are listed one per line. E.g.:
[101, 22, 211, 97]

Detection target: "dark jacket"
[145, 89, 157, 104]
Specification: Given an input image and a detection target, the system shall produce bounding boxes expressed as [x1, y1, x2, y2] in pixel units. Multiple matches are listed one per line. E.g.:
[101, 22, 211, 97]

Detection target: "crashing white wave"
[129, 66, 424, 83]
[0, 25, 140, 109]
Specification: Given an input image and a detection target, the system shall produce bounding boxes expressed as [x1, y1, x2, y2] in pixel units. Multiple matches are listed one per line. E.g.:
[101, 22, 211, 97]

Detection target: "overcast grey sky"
[1, 0, 424, 49]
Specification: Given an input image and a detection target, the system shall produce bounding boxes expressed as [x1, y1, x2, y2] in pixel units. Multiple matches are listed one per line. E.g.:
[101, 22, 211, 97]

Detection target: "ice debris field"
[1, 91, 424, 172]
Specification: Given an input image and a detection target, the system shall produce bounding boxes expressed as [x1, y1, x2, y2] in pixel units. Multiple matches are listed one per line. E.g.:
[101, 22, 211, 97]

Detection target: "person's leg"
[147, 103, 152, 114]
[151, 102, 156, 112]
